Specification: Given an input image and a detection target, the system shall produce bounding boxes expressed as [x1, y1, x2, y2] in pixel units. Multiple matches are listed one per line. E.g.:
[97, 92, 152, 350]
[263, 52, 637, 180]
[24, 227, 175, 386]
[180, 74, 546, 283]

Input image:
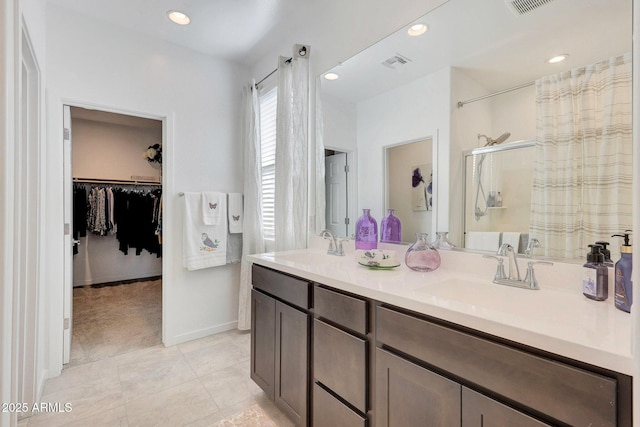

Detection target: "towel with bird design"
[183, 192, 227, 270]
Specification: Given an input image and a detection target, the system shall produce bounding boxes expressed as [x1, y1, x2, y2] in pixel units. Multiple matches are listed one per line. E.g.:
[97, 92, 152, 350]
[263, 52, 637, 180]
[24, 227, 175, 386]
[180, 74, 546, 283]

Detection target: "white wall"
[44, 4, 246, 376]
[356, 67, 451, 237]
[72, 118, 163, 182]
[72, 118, 163, 286]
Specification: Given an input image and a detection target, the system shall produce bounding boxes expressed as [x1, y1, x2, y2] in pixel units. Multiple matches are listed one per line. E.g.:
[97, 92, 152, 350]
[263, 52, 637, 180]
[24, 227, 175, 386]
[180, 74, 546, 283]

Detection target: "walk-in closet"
[69, 106, 163, 366]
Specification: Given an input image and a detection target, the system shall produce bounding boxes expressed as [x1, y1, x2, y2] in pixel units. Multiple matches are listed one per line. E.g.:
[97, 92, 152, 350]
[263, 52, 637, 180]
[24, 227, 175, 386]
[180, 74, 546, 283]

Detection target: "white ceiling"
[47, 0, 632, 103]
[320, 0, 632, 103]
[45, 0, 314, 64]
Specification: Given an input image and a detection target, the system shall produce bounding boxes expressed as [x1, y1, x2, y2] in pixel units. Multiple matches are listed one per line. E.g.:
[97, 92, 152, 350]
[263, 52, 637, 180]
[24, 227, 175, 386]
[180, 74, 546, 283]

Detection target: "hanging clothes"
[75, 182, 162, 257]
[72, 185, 88, 255]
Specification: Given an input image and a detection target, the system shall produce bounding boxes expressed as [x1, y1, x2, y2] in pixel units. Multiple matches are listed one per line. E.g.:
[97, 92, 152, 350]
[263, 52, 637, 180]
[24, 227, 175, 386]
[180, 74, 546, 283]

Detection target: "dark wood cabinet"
[251, 265, 311, 427]
[461, 387, 551, 427]
[250, 289, 275, 399]
[312, 285, 371, 424]
[313, 318, 367, 412]
[275, 300, 309, 426]
[376, 348, 461, 427]
[375, 304, 629, 427]
[312, 383, 367, 427]
[251, 265, 632, 427]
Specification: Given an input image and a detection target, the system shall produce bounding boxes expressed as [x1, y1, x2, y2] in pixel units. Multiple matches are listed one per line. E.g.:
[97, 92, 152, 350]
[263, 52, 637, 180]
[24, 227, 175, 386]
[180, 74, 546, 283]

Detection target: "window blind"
[259, 86, 277, 240]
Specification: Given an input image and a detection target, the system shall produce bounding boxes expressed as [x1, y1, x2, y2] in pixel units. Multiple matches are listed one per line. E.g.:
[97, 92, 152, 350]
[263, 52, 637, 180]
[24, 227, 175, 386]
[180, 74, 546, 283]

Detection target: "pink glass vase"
[405, 233, 441, 272]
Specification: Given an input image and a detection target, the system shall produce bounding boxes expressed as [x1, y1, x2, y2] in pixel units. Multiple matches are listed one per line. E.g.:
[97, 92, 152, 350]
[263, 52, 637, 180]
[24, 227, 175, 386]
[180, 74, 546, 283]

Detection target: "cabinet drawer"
[314, 318, 367, 412]
[252, 264, 310, 309]
[376, 305, 617, 427]
[462, 387, 551, 427]
[313, 383, 367, 427]
[314, 285, 368, 334]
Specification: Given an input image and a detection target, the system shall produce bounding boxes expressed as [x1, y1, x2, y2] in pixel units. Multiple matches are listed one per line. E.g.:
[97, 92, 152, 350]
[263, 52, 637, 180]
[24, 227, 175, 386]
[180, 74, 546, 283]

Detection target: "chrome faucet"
[484, 242, 553, 290]
[320, 229, 345, 256]
[498, 243, 521, 281]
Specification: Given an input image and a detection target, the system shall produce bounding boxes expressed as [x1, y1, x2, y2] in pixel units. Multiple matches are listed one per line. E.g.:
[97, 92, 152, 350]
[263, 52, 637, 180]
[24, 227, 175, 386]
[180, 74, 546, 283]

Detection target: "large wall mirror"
[318, 0, 632, 261]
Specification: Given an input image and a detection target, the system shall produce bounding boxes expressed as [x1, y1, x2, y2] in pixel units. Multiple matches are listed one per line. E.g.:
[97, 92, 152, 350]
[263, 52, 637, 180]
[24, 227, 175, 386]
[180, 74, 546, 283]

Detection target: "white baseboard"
[163, 321, 238, 347]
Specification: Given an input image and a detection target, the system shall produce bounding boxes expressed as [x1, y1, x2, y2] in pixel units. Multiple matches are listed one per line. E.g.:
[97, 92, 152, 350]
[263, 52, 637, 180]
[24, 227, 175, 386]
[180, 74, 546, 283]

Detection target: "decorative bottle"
[405, 233, 441, 272]
[433, 231, 455, 249]
[381, 209, 402, 243]
[355, 209, 378, 250]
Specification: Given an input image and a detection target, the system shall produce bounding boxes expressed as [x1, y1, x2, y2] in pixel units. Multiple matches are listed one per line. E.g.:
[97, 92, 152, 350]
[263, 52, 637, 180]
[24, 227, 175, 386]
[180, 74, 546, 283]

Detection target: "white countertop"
[249, 244, 633, 375]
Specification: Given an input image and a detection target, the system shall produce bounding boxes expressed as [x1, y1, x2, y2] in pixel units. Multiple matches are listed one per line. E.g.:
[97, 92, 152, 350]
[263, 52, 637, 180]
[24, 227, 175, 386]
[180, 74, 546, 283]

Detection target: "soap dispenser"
[611, 231, 632, 312]
[595, 241, 613, 267]
[582, 244, 608, 301]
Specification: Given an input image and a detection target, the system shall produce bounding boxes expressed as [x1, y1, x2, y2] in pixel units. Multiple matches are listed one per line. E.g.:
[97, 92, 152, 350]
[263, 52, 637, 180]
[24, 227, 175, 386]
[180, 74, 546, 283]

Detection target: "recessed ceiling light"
[324, 72, 340, 81]
[408, 23, 428, 36]
[548, 54, 568, 64]
[167, 10, 191, 25]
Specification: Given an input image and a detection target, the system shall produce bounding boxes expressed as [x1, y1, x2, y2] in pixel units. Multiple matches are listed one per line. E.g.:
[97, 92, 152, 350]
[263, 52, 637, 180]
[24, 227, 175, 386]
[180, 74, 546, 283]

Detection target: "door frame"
[57, 99, 169, 367]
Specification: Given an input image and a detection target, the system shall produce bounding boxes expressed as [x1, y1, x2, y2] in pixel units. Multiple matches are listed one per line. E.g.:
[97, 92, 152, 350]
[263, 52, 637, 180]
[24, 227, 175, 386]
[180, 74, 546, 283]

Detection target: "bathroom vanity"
[249, 248, 632, 427]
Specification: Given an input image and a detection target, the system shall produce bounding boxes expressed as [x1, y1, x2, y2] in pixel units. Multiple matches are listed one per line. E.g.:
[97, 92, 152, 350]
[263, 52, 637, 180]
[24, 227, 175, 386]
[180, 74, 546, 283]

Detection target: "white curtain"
[238, 81, 265, 331]
[530, 53, 632, 259]
[275, 52, 310, 251]
[314, 78, 326, 234]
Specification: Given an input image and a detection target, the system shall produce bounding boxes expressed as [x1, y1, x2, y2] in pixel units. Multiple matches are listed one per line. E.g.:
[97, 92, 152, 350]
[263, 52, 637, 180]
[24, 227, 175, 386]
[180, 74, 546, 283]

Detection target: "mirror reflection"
[463, 141, 535, 254]
[319, 0, 632, 261]
[385, 138, 433, 243]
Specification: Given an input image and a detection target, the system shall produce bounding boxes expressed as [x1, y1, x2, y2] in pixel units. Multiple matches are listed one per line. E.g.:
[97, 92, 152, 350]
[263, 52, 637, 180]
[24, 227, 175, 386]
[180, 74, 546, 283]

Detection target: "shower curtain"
[530, 53, 632, 259]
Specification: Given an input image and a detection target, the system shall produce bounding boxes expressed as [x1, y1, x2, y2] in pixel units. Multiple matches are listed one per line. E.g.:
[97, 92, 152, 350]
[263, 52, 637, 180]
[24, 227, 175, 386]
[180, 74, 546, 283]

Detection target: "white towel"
[501, 232, 522, 252]
[202, 192, 222, 225]
[465, 231, 501, 252]
[228, 193, 244, 234]
[183, 192, 227, 270]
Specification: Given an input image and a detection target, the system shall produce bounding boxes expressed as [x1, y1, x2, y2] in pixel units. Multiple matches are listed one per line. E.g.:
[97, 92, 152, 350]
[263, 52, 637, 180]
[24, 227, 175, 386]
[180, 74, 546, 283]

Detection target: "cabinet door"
[376, 348, 460, 427]
[462, 387, 551, 427]
[275, 301, 310, 426]
[250, 289, 275, 399]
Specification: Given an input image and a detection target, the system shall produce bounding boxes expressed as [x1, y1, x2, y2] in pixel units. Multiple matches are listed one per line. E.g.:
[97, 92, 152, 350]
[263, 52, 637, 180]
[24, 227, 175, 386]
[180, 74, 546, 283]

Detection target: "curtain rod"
[457, 81, 535, 108]
[73, 177, 162, 186]
[254, 45, 310, 88]
[255, 56, 292, 88]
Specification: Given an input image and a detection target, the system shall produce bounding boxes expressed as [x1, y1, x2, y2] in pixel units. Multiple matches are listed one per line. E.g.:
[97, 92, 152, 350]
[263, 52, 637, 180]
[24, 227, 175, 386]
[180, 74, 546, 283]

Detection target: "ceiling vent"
[504, 0, 555, 15]
[382, 54, 411, 69]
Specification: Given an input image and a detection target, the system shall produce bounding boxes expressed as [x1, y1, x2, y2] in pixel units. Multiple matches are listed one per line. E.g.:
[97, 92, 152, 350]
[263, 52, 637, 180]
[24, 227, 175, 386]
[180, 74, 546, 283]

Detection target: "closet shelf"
[73, 177, 161, 186]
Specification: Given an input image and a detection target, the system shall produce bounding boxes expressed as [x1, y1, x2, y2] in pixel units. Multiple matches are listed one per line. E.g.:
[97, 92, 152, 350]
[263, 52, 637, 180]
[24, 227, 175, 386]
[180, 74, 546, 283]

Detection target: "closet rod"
[73, 177, 162, 186]
[456, 81, 535, 108]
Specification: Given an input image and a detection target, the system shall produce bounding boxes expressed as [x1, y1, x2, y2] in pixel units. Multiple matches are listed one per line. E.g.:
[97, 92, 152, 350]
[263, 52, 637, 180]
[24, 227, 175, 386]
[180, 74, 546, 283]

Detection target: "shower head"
[478, 132, 511, 147]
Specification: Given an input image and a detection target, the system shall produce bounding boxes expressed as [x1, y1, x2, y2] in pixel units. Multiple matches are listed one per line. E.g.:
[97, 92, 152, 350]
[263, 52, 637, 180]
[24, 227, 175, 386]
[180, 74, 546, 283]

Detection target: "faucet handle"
[336, 239, 348, 256]
[523, 260, 553, 290]
[525, 238, 541, 258]
[483, 255, 507, 280]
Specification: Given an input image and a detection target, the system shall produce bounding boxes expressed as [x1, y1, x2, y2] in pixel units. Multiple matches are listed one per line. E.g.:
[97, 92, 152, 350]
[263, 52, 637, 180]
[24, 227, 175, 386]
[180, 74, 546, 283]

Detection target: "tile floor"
[70, 279, 163, 366]
[20, 280, 293, 426]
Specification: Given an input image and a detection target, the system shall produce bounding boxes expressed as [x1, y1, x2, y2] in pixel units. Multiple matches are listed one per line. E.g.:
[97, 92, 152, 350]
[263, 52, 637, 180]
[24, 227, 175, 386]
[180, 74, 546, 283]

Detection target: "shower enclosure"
[462, 140, 535, 253]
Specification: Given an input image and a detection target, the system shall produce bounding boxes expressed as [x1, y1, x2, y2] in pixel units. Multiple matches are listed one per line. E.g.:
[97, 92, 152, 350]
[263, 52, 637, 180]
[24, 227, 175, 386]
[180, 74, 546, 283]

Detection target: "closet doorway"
[64, 105, 164, 366]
